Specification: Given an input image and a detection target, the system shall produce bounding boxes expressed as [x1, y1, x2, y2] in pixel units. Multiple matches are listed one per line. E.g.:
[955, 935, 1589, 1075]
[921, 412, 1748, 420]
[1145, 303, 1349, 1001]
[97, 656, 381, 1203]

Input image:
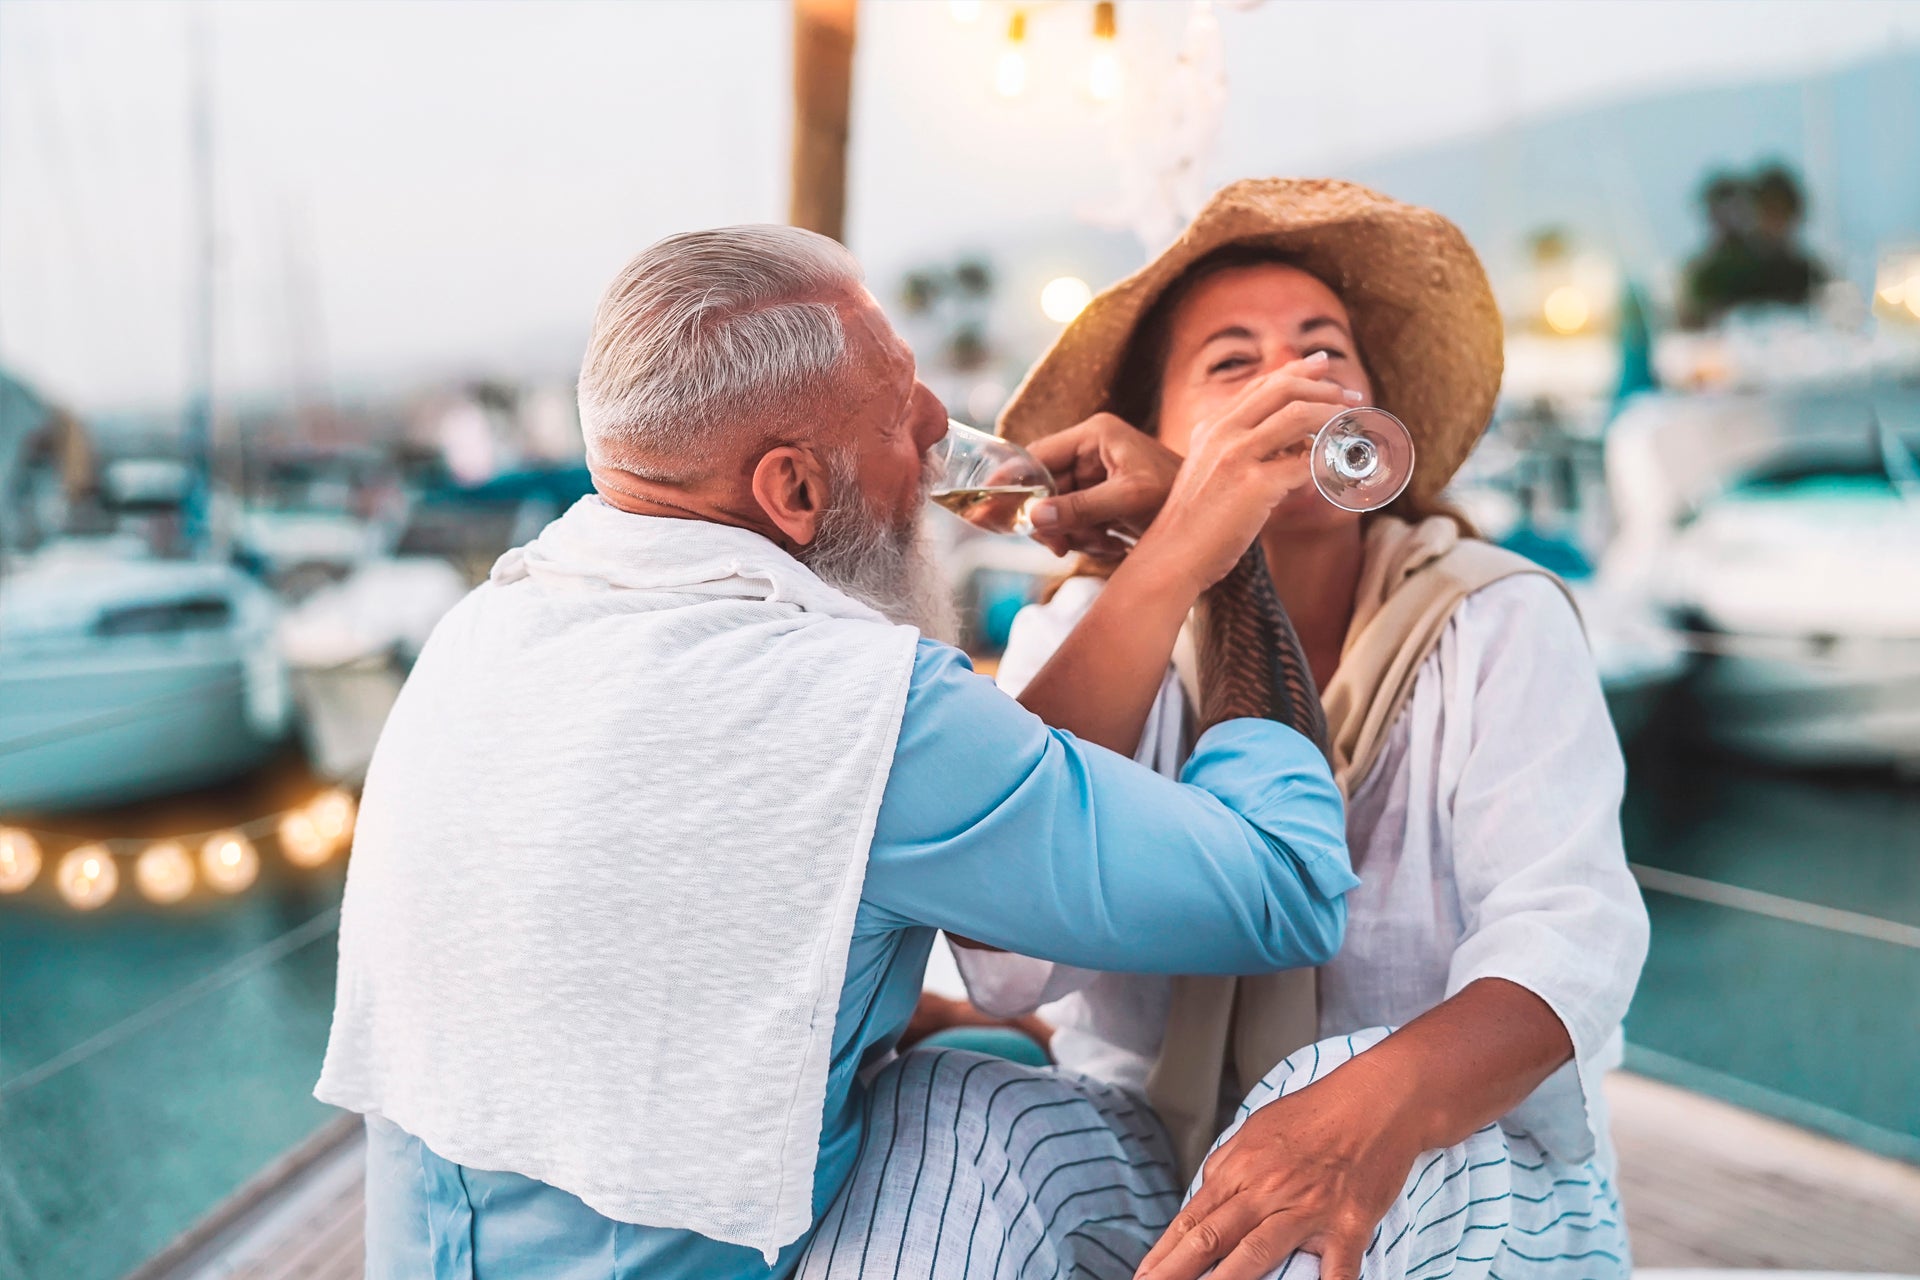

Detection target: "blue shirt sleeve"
[859, 639, 1355, 975]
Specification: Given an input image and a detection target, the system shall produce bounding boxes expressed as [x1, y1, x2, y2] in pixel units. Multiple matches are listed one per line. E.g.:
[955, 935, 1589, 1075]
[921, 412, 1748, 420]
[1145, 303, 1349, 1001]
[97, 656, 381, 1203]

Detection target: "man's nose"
[915, 389, 950, 452]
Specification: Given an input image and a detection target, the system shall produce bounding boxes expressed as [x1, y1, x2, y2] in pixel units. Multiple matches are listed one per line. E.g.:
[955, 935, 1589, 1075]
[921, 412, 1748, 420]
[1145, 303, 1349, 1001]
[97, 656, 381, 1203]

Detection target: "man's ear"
[750, 446, 832, 548]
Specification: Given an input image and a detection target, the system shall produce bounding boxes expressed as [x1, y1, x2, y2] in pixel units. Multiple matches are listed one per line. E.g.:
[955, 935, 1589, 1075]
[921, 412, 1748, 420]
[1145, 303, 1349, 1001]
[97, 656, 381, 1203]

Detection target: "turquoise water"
[1620, 733, 1920, 1154]
[3, 740, 1917, 1279]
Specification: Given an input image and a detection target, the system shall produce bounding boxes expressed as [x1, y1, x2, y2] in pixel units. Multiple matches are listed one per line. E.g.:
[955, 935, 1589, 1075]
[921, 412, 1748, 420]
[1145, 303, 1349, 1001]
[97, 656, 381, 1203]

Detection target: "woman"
[813, 179, 1648, 1280]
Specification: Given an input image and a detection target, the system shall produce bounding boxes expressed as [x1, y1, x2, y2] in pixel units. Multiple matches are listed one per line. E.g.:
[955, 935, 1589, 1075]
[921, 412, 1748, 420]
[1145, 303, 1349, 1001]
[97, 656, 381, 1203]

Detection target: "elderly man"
[316, 225, 1353, 1280]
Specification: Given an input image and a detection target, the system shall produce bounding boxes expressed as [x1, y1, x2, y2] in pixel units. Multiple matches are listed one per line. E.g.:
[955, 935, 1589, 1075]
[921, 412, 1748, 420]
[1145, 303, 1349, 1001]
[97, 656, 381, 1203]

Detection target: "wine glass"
[1311, 406, 1416, 512]
[928, 420, 1057, 536]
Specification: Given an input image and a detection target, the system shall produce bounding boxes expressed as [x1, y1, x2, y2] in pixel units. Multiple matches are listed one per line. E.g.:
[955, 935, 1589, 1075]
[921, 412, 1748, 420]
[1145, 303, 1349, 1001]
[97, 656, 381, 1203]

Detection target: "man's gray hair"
[577, 224, 864, 477]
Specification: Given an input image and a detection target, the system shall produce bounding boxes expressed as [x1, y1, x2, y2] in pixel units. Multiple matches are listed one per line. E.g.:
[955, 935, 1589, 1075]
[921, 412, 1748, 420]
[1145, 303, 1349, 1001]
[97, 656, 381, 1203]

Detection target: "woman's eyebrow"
[1197, 324, 1258, 346]
[1298, 316, 1351, 339]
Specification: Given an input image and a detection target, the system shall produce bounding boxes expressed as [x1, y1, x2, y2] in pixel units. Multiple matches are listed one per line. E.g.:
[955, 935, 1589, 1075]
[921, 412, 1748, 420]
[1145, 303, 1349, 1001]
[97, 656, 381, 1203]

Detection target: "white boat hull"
[1690, 653, 1920, 772]
[0, 640, 285, 812]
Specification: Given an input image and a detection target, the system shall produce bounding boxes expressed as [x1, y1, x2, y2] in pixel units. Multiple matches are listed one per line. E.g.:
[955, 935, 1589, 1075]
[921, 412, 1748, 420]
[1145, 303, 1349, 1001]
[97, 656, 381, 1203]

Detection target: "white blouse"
[955, 573, 1650, 1174]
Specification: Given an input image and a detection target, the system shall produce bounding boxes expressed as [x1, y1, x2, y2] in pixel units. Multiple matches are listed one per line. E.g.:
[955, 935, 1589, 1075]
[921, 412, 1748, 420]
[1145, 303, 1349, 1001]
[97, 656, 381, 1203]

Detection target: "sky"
[2, 0, 1917, 415]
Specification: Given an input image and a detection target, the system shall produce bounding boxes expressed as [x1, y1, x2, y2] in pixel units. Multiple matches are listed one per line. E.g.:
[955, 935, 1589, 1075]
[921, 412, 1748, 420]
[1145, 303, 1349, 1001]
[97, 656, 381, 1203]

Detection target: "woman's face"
[1153, 262, 1373, 532]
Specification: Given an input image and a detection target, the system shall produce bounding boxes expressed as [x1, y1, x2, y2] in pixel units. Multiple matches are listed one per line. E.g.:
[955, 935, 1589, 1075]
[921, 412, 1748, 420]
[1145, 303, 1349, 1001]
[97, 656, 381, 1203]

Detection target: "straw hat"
[997, 178, 1503, 506]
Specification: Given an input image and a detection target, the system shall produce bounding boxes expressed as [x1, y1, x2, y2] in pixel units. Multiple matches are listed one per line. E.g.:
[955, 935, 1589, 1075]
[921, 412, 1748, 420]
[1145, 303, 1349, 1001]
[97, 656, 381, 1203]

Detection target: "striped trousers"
[798, 1029, 1629, 1280]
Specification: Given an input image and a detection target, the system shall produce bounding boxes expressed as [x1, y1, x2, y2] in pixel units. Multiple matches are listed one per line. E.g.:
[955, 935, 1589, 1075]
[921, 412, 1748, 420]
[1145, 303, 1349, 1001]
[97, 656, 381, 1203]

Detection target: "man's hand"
[1135, 1055, 1420, 1280]
[1025, 414, 1182, 558]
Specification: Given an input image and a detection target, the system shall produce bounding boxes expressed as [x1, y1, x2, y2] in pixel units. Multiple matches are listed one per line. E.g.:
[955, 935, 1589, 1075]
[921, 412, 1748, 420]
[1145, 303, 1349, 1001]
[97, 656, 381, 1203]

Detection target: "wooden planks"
[1608, 1072, 1920, 1271]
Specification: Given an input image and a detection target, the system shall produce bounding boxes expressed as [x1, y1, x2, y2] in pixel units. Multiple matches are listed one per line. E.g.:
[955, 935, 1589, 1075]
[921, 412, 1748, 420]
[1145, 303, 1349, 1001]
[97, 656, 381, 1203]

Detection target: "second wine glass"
[928, 420, 1057, 536]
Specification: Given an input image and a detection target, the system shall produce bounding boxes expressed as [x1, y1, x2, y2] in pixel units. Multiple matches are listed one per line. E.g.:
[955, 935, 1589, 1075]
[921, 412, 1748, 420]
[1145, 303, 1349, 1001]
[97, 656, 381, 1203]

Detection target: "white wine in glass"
[928, 420, 1058, 536]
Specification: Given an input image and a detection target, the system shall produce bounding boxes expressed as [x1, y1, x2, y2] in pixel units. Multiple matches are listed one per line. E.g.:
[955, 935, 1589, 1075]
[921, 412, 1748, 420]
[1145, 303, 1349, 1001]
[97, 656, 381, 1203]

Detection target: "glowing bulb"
[1543, 285, 1590, 335]
[997, 10, 1028, 97]
[1041, 276, 1094, 324]
[0, 828, 42, 893]
[135, 840, 196, 904]
[308, 788, 358, 845]
[200, 830, 259, 893]
[1089, 4, 1121, 103]
[57, 844, 118, 910]
[278, 809, 334, 868]
[1089, 47, 1122, 102]
[996, 48, 1028, 97]
[949, 0, 982, 21]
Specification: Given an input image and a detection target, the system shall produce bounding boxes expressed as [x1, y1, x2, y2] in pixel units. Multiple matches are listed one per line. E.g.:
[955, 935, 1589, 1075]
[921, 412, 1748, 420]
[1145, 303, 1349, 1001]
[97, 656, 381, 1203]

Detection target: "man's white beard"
[799, 453, 959, 644]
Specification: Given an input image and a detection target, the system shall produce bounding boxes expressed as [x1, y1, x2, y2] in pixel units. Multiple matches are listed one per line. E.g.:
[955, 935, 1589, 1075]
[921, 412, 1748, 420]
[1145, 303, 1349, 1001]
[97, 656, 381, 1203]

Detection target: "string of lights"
[952, 2, 1122, 103]
[0, 786, 357, 911]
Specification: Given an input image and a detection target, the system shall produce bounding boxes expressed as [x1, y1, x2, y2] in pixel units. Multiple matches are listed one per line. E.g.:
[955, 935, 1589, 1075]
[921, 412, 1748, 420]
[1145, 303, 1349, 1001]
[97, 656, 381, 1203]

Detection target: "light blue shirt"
[363, 639, 1353, 1280]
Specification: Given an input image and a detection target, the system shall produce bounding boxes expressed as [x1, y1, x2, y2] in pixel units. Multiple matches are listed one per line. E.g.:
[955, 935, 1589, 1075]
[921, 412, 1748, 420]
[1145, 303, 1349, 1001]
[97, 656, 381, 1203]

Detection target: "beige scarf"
[1147, 516, 1569, 1180]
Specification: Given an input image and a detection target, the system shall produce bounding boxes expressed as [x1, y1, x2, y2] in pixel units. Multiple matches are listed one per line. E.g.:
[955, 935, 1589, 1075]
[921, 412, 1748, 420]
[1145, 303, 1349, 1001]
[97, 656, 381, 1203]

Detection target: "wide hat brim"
[997, 178, 1503, 506]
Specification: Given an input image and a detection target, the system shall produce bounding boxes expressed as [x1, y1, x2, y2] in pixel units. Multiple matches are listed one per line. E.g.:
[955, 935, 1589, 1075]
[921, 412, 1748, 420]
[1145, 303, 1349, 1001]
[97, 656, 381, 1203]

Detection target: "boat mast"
[183, 13, 218, 554]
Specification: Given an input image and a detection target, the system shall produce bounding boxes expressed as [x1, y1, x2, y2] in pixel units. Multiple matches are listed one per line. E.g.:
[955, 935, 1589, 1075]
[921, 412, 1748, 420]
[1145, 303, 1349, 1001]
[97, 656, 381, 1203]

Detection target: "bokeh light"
[200, 831, 260, 894]
[1543, 285, 1591, 335]
[278, 810, 334, 868]
[56, 844, 119, 910]
[135, 841, 196, 904]
[0, 828, 43, 893]
[1041, 275, 1093, 324]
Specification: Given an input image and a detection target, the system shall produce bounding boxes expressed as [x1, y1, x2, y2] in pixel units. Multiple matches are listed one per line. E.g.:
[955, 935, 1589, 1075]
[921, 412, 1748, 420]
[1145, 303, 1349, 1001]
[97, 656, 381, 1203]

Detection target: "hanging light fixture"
[996, 10, 1029, 97]
[1088, 2, 1121, 102]
[0, 828, 42, 893]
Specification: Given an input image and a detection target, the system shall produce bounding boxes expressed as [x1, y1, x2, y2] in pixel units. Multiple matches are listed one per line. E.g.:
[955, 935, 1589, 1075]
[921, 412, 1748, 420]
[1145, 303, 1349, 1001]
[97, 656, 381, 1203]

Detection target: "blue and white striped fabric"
[801, 1028, 1629, 1280]
[797, 1048, 1182, 1280]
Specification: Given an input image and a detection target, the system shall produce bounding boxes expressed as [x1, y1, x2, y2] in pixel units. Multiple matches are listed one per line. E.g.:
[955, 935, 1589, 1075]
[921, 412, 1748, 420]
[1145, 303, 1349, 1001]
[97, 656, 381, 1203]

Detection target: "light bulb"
[1040, 276, 1093, 324]
[309, 788, 358, 846]
[1089, 47, 1122, 102]
[136, 840, 196, 904]
[57, 844, 119, 910]
[1543, 285, 1590, 335]
[0, 828, 42, 893]
[997, 10, 1028, 97]
[200, 830, 260, 894]
[996, 48, 1028, 97]
[278, 809, 334, 868]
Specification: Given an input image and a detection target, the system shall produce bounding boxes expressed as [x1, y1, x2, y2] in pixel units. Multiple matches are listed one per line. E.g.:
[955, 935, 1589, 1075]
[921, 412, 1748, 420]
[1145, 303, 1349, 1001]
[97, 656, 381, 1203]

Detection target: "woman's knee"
[1238, 1026, 1397, 1114]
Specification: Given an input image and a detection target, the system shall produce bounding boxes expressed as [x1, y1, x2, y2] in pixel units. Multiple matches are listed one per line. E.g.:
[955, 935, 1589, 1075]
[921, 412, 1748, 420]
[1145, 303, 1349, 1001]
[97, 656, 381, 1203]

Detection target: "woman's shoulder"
[1446, 567, 1602, 709]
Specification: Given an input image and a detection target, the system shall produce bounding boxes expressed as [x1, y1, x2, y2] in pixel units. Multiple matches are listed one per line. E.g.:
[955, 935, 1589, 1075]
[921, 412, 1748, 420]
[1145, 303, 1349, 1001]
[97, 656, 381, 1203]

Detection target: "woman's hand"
[1136, 981, 1574, 1280]
[1133, 351, 1360, 593]
[1025, 415, 1183, 557]
[1022, 353, 1355, 563]
[1136, 1052, 1420, 1280]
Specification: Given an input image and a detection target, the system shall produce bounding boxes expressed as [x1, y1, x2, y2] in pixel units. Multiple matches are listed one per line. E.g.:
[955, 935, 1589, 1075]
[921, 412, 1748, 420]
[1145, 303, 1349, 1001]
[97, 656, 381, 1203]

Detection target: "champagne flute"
[928, 420, 1057, 536]
[1310, 406, 1416, 513]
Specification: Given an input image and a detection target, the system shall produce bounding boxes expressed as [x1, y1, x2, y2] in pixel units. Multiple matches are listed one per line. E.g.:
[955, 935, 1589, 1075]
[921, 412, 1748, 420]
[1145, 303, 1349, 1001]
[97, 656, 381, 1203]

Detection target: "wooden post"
[790, 0, 858, 242]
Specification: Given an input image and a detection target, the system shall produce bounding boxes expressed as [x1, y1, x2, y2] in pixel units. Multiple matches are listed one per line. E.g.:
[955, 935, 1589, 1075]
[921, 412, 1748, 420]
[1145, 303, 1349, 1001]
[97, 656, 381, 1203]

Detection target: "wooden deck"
[141, 1073, 1920, 1280]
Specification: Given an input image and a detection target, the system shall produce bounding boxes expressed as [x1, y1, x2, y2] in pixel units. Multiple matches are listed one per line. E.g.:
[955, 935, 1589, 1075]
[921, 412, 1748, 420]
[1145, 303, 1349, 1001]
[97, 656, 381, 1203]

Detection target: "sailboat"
[0, 28, 292, 816]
